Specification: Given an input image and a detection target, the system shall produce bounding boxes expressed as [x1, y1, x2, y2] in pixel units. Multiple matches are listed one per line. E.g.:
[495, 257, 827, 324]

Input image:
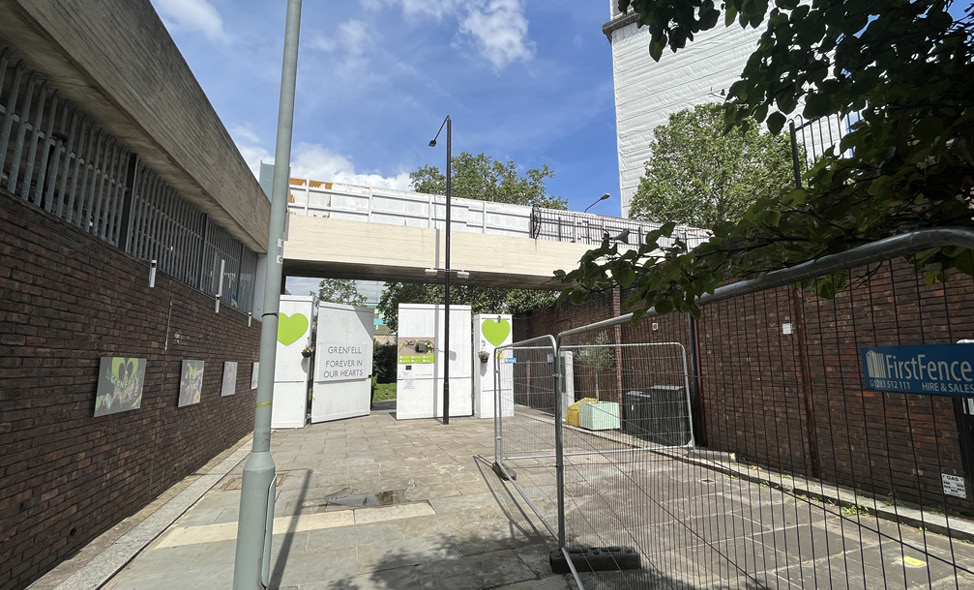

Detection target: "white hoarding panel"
[275, 295, 314, 382]
[473, 314, 514, 419]
[311, 302, 374, 423]
[272, 295, 314, 429]
[396, 304, 473, 420]
[271, 382, 307, 429]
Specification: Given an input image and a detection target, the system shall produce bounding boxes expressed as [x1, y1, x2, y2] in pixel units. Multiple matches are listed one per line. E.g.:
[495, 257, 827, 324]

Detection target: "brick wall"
[516, 259, 974, 515]
[0, 194, 261, 590]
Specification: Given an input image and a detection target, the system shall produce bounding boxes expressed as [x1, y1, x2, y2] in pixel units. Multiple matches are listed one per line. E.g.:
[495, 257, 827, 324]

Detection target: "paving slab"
[62, 411, 571, 589]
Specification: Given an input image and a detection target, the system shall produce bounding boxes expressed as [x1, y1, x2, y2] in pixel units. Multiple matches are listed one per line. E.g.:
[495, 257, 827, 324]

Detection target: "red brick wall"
[0, 195, 260, 590]
[516, 260, 974, 515]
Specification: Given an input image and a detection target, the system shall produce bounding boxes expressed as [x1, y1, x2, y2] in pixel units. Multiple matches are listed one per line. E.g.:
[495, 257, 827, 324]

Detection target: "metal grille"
[129, 159, 207, 288]
[0, 41, 257, 313]
[530, 206, 711, 249]
[497, 229, 974, 589]
[201, 217, 244, 308]
[790, 113, 855, 178]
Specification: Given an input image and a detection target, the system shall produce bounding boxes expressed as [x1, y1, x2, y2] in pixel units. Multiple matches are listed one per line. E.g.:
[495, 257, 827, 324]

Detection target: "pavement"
[33, 402, 572, 590]
[28, 401, 974, 590]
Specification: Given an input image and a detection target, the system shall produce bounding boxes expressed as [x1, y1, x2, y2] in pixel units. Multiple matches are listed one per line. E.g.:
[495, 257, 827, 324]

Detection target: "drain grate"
[220, 473, 288, 491]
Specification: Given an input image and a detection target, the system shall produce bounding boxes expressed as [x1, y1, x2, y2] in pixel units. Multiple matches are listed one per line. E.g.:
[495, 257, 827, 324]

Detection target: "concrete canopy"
[0, 0, 270, 253]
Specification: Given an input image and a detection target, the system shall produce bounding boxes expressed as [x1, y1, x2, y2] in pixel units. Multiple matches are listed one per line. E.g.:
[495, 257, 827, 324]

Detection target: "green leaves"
[628, 103, 795, 230]
[410, 152, 566, 210]
[384, 153, 568, 332]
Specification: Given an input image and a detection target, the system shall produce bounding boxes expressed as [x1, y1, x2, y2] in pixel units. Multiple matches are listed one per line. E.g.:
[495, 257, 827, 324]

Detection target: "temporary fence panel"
[555, 325, 702, 588]
[496, 228, 974, 590]
[493, 336, 563, 544]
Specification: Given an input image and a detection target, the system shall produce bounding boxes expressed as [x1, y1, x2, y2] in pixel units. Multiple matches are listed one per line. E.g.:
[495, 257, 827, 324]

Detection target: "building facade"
[0, 1, 269, 587]
[603, 2, 765, 217]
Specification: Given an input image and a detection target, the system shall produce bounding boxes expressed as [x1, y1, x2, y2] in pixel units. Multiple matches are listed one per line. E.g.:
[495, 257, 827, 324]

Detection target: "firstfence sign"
[861, 344, 974, 396]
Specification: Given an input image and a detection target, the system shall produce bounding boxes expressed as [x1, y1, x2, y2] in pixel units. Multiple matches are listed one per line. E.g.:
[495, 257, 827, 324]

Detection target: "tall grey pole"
[233, 1, 302, 588]
[443, 117, 451, 425]
[428, 116, 452, 425]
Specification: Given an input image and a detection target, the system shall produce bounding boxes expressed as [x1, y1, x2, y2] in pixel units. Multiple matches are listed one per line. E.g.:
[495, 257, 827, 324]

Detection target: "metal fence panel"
[498, 230, 974, 589]
[493, 337, 562, 542]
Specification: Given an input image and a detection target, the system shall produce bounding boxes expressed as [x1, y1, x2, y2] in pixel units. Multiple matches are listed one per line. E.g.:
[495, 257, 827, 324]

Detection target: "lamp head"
[599, 192, 610, 201]
[428, 139, 437, 148]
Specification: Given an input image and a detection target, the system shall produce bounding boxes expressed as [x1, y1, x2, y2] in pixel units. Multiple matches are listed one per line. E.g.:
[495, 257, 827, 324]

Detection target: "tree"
[310, 278, 366, 332]
[378, 281, 557, 334]
[379, 153, 566, 332]
[411, 152, 567, 209]
[575, 331, 616, 400]
[629, 103, 794, 229]
[313, 278, 366, 307]
[558, 1, 974, 318]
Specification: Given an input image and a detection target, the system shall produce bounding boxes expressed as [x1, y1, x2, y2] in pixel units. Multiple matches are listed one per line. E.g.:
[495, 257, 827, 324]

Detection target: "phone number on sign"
[869, 379, 910, 391]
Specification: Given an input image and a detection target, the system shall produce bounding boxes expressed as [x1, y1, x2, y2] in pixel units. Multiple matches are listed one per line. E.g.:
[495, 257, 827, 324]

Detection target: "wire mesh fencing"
[493, 337, 562, 541]
[498, 229, 974, 589]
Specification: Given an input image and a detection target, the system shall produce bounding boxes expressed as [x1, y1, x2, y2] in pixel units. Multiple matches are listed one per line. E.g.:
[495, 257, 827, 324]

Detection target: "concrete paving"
[33, 401, 974, 590]
[94, 406, 571, 590]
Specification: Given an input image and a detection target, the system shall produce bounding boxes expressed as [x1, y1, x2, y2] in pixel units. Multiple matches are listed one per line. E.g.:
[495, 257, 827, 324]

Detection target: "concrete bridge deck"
[284, 215, 596, 289]
[279, 174, 711, 289]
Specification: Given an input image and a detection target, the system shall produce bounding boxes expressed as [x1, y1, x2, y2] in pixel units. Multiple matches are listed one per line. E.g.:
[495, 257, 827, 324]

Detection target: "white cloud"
[230, 124, 260, 144]
[338, 20, 371, 56]
[152, 0, 230, 43]
[366, 0, 460, 20]
[368, 0, 534, 69]
[291, 143, 413, 190]
[231, 128, 411, 191]
[309, 33, 337, 53]
[460, 0, 535, 70]
[309, 19, 375, 71]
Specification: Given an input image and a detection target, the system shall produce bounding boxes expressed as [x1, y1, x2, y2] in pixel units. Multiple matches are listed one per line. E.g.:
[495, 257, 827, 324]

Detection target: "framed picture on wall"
[178, 360, 205, 407]
[94, 357, 147, 417]
[221, 361, 238, 397]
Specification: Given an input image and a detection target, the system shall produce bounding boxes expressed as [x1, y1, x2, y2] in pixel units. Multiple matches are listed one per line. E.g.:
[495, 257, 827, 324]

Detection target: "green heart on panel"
[277, 313, 309, 346]
[482, 318, 511, 347]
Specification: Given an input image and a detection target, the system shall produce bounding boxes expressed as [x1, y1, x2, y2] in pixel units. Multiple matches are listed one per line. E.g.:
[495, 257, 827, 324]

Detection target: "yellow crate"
[566, 397, 598, 427]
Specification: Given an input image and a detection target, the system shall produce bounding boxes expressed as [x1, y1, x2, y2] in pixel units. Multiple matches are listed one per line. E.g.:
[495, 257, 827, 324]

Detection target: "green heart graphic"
[482, 319, 511, 347]
[277, 313, 309, 346]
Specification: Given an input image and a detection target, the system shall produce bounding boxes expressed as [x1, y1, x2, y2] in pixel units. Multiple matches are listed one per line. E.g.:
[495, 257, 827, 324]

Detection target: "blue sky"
[148, 0, 622, 217]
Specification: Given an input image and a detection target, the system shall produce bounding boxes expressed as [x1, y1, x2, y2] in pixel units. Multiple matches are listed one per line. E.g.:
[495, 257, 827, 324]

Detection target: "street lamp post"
[584, 192, 611, 214]
[233, 0, 302, 588]
[429, 116, 452, 425]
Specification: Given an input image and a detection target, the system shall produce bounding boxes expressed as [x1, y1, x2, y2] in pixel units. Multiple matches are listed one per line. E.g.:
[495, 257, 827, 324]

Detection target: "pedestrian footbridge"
[277, 171, 709, 289]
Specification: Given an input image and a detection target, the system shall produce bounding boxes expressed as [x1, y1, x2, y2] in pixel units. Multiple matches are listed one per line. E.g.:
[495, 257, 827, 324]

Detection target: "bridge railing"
[282, 176, 711, 250]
